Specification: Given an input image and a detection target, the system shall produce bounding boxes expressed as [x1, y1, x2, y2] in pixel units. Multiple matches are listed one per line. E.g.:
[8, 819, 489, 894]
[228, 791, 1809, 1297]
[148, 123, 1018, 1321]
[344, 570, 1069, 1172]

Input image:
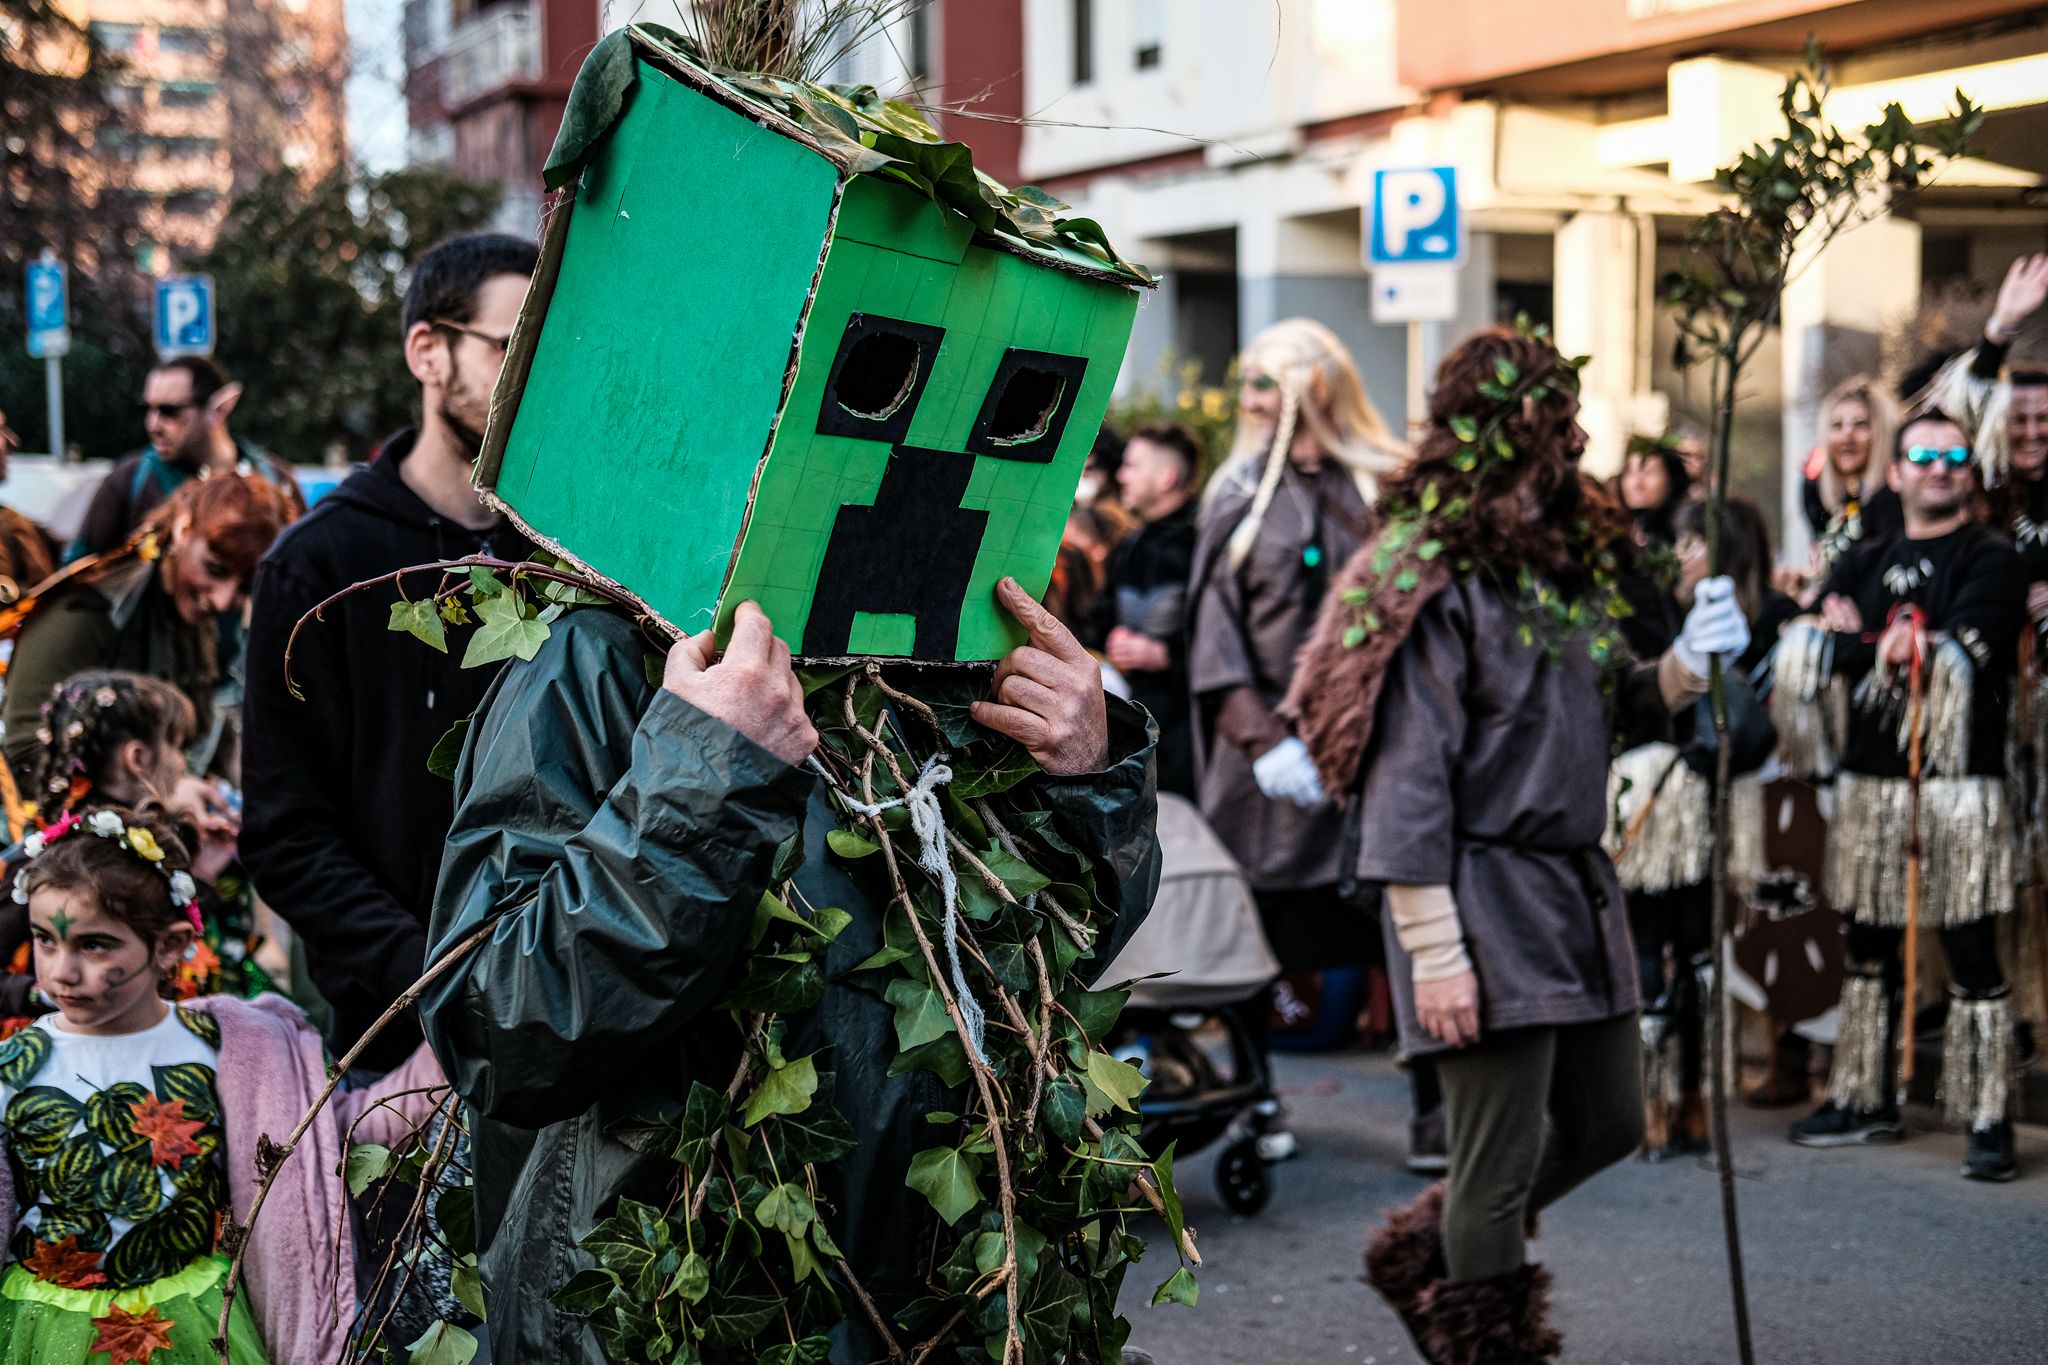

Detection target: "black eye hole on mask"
[966, 348, 1088, 464]
[817, 313, 947, 444]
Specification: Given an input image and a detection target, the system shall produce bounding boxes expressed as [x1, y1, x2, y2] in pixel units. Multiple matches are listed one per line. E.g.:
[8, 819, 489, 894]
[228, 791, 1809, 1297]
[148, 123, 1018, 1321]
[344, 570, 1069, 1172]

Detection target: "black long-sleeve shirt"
[1818, 524, 2023, 779]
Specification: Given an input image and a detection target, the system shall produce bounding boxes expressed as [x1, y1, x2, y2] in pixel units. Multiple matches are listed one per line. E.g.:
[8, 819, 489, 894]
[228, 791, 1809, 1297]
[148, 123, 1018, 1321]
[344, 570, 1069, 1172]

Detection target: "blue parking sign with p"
[1371, 168, 1462, 266]
[155, 275, 215, 358]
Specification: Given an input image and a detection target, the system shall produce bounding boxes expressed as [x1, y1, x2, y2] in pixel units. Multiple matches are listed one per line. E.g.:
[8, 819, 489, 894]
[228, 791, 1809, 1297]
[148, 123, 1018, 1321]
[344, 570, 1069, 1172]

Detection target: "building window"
[89, 21, 142, 53]
[164, 189, 219, 217]
[1072, 0, 1093, 84]
[154, 135, 220, 160]
[157, 26, 218, 55]
[908, 3, 930, 81]
[158, 81, 218, 109]
[1133, 0, 1162, 70]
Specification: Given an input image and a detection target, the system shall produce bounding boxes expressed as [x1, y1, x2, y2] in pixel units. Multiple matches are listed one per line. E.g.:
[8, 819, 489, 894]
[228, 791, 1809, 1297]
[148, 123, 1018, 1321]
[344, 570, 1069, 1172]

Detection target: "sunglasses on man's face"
[1903, 444, 1971, 470]
[139, 401, 197, 419]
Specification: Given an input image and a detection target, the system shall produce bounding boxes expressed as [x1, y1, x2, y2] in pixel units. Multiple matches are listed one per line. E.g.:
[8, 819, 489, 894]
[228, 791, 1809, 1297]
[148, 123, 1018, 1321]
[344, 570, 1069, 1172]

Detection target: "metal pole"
[43, 355, 63, 460]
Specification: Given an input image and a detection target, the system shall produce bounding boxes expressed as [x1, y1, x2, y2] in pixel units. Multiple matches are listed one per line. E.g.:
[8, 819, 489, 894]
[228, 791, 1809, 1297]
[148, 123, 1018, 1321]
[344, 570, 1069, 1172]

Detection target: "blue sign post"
[25, 254, 67, 359]
[154, 275, 215, 358]
[25, 251, 67, 456]
[1370, 167, 1464, 266]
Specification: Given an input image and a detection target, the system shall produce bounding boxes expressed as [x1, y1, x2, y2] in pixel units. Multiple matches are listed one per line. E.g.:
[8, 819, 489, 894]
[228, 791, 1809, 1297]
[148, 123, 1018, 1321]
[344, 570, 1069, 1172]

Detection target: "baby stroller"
[1100, 793, 1286, 1214]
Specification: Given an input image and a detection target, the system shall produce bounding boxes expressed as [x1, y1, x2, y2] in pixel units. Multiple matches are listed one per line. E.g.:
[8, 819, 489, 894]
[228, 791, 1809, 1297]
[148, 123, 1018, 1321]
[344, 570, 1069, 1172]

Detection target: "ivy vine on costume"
[0, 1005, 268, 1363]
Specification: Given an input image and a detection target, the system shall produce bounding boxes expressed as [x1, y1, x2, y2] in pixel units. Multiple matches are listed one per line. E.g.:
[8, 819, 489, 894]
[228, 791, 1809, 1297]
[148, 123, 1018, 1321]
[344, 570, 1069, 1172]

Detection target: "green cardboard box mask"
[477, 26, 1149, 662]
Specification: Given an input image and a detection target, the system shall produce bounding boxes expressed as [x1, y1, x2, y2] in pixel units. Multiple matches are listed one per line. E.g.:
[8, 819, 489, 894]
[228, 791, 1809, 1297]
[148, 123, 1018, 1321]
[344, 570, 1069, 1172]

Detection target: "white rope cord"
[815, 752, 988, 1063]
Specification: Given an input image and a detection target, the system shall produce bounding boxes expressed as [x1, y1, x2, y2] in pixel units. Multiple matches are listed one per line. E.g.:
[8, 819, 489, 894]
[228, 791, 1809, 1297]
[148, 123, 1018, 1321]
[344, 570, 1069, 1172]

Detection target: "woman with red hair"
[1, 474, 296, 788]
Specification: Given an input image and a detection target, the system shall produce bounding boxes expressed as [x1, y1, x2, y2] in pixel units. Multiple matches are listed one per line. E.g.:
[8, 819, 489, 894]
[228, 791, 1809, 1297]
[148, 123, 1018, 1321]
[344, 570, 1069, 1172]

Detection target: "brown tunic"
[1351, 579, 1659, 1055]
[1188, 457, 1371, 891]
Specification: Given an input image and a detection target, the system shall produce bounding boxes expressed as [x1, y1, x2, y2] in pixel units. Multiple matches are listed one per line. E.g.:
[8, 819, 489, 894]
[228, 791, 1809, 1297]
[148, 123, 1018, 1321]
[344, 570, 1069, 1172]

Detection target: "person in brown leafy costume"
[1283, 327, 1751, 1364]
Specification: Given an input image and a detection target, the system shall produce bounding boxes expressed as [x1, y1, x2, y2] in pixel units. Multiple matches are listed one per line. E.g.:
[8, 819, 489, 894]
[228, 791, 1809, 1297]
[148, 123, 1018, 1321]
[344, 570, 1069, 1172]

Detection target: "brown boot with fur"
[1414, 1263, 1563, 1365]
[1364, 1182, 1447, 1328]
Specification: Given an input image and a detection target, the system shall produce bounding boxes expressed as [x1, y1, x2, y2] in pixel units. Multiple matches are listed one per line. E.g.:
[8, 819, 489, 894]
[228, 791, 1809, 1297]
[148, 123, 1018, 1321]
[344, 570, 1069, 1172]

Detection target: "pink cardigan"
[0, 994, 447, 1364]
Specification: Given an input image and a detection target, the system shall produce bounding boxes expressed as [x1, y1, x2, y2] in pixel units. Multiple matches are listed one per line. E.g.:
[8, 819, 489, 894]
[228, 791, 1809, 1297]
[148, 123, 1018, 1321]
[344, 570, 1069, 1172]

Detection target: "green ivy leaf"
[1341, 625, 1367, 648]
[950, 742, 1040, 800]
[1449, 415, 1479, 441]
[461, 591, 551, 669]
[1042, 1073, 1087, 1143]
[1057, 986, 1128, 1045]
[453, 1256, 488, 1320]
[905, 1145, 985, 1225]
[407, 1321, 480, 1365]
[1394, 569, 1420, 592]
[437, 596, 471, 626]
[721, 953, 826, 1015]
[982, 847, 1051, 901]
[426, 717, 470, 781]
[670, 1250, 711, 1305]
[1152, 1265, 1200, 1307]
[389, 598, 448, 653]
[826, 828, 880, 860]
[1080, 1051, 1148, 1115]
[547, 1266, 618, 1313]
[886, 977, 955, 1052]
[754, 1181, 817, 1237]
[1417, 539, 1443, 561]
[742, 1054, 818, 1126]
[1492, 355, 1519, 386]
[345, 1143, 395, 1198]
[673, 1082, 730, 1176]
[760, 1338, 832, 1365]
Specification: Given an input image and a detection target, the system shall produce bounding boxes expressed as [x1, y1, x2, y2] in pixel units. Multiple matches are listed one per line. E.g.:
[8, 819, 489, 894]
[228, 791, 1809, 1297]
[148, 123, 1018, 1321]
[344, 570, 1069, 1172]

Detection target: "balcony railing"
[441, 3, 540, 107]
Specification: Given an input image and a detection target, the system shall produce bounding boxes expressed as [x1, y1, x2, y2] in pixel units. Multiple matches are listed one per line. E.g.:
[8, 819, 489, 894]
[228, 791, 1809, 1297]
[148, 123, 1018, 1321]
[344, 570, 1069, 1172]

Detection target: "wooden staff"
[1897, 628, 1927, 1106]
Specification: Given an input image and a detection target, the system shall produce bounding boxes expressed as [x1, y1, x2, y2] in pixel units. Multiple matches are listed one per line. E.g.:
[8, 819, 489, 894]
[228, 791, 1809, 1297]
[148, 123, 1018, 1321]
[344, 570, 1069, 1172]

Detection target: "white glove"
[1252, 735, 1325, 808]
[1672, 575, 1750, 678]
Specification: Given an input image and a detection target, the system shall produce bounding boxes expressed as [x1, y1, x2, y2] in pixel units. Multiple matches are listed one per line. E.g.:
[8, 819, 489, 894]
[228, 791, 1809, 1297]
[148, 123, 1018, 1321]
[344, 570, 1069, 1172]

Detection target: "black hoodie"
[242, 431, 534, 1071]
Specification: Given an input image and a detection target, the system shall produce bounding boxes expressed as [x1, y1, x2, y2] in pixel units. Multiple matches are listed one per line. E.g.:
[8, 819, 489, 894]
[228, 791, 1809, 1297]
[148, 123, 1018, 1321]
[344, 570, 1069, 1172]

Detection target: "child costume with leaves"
[0, 995, 444, 1363]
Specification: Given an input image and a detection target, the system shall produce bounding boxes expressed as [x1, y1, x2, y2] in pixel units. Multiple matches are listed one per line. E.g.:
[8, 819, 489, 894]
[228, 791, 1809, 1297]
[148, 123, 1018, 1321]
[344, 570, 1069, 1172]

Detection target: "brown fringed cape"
[1281, 531, 1455, 802]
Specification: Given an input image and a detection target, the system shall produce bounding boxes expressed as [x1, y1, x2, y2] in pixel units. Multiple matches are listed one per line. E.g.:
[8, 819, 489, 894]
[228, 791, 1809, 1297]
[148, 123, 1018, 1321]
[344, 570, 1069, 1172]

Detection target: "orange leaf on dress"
[20, 1235, 107, 1288]
[129, 1093, 206, 1169]
[88, 1302, 178, 1364]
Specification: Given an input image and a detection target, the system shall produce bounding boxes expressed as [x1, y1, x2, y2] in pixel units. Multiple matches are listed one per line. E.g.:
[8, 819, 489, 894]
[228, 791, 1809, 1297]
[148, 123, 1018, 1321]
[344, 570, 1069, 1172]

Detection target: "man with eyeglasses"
[1775, 407, 2026, 1180]
[69, 355, 301, 561]
[241, 232, 539, 1076]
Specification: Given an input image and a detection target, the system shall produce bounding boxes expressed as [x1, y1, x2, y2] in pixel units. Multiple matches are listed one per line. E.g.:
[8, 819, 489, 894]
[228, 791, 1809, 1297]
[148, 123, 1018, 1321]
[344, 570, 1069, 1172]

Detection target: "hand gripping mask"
[476, 25, 1151, 662]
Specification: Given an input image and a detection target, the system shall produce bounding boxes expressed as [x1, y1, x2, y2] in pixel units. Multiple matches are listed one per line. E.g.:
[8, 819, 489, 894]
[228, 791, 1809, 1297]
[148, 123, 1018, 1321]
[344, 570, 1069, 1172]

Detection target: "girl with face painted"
[0, 673, 271, 1024]
[0, 805, 444, 1363]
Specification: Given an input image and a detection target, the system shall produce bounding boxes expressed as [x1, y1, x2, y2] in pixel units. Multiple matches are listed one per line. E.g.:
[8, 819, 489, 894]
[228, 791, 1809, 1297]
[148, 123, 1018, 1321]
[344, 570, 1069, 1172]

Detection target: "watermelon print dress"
[0, 1005, 269, 1363]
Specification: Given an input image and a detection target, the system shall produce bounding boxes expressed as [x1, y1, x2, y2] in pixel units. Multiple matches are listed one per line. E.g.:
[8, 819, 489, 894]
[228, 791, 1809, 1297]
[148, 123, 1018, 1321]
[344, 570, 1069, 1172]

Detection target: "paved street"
[1121, 1049, 2048, 1364]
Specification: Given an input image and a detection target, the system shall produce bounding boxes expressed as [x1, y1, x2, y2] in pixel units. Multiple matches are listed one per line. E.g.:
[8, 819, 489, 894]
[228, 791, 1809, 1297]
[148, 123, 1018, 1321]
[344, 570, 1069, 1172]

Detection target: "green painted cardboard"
[478, 30, 1143, 662]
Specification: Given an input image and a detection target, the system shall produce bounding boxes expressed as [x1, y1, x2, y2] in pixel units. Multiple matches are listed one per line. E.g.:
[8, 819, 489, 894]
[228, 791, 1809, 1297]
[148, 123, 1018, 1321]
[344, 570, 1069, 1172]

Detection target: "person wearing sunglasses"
[1775, 408, 2026, 1180]
[68, 356, 303, 563]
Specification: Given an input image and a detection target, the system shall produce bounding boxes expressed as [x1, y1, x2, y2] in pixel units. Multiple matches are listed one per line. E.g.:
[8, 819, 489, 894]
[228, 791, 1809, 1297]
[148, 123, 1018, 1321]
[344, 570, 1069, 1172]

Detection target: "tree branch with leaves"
[1660, 41, 1982, 1365]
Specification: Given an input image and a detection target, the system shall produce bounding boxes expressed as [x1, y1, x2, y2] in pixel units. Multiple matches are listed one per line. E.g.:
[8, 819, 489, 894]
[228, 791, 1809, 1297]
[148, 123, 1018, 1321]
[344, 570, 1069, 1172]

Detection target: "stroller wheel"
[1216, 1139, 1272, 1215]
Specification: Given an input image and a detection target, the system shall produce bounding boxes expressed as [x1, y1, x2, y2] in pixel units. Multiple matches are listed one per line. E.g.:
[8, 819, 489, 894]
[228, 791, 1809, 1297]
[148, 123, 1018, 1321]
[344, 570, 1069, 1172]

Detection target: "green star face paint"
[48, 909, 73, 943]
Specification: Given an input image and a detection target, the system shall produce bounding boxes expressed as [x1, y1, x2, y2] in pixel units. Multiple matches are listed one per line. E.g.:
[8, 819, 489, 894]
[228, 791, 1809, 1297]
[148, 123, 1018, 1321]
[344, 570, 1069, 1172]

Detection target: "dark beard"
[439, 398, 487, 463]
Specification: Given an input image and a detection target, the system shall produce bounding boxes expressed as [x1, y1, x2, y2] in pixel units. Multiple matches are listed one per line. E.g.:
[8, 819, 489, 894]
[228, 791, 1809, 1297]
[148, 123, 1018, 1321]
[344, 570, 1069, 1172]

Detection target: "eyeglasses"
[138, 401, 196, 419]
[1244, 375, 1279, 393]
[431, 320, 511, 353]
[1903, 444, 1971, 470]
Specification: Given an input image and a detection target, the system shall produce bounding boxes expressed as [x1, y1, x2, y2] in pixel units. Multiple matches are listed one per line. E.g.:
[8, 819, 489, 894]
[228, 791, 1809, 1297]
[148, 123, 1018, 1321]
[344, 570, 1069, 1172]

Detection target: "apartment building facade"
[76, 0, 348, 271]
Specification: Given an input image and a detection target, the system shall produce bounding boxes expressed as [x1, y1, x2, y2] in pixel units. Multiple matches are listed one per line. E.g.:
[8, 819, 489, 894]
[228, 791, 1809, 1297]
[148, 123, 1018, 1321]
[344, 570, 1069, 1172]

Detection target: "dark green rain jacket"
[420, 609, 1162, 1363]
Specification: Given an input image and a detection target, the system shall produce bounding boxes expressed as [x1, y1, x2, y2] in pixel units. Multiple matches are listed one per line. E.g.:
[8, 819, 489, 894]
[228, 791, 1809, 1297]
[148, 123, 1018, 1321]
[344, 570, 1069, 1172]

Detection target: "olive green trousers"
[1435, 1013, 1645, 1281]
